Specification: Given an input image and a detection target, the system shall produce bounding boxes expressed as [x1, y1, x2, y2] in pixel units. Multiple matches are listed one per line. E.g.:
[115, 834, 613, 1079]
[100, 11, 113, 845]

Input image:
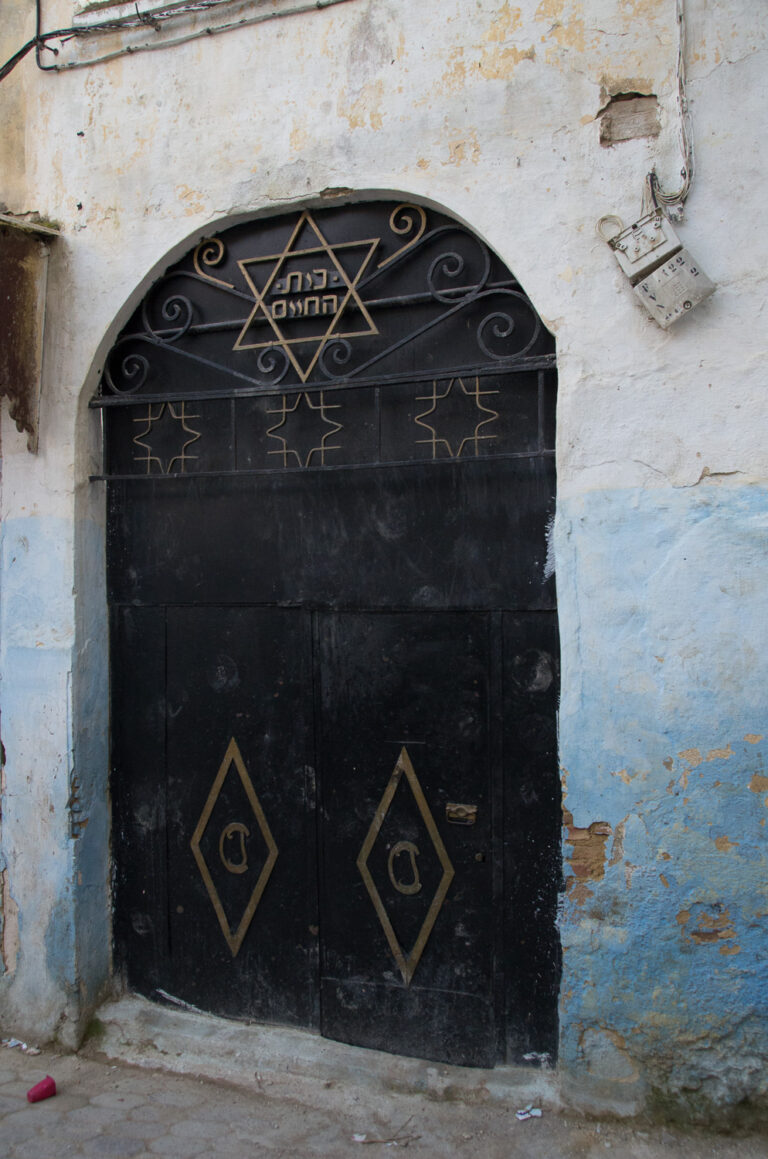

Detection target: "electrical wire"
[0, 0, 356, 81]
[647, 0, 694, 218]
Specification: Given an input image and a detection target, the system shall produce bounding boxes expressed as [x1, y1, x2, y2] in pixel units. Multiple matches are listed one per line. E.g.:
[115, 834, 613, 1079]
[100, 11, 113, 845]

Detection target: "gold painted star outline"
[233, 210, 380, 383]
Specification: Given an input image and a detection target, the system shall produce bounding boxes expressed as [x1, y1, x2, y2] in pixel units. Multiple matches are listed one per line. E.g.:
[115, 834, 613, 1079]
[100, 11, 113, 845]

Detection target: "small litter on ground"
[27, 1075, 57, 1103]
[2, 1038, 41, 1053]
[515, 1103, 543, 1121]
[352, 1116, 420, 1147]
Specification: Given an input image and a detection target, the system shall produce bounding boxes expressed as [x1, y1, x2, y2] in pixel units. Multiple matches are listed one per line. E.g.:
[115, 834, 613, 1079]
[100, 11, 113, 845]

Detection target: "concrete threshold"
[91, 994, 562, 1116]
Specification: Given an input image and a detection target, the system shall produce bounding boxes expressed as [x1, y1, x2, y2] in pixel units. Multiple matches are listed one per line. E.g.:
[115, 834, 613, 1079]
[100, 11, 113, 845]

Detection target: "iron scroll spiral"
[426, 240, 492, 305]
[141, 293, 195, 345]
[103, 346, 150, 395]
[476, 292, 542, 362]
[317, 337, 354, 378]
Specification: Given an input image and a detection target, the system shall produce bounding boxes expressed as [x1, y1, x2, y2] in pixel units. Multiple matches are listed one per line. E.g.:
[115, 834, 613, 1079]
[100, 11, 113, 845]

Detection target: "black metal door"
[112, 605, 317, 1026]
[317, 611, 497, 1066]
[103, 198, 560, 1068]
[165, 607, 316, 1025]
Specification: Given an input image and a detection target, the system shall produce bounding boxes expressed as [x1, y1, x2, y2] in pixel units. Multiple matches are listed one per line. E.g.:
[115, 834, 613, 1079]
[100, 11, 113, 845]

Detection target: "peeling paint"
[1, 868, 19, 975]
[479, 42, 536, 80]
[337, 80, 385, 131]
[442, 127, 481, 167]
[713, 835, 738, 852]
[440, 49, 466, 93]
[174, 186, 207, 217]
[705, 744, 733, 762]
[685, 907, 737, 946]
[564, 818, 612, 904]
[608, 819, 626, 867]
[485, 2, 523, 43]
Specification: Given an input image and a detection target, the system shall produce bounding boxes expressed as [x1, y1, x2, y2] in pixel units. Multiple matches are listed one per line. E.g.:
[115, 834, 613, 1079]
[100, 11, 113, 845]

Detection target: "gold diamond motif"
[357, 747, 455, 986]
[190, 737, 278, 958]
[233, 210, 379, 383]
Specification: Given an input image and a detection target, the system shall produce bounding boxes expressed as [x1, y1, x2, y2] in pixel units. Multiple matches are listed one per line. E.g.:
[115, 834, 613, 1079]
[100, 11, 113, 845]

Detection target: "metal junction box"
[610, 212, 681, 282]
[634, 249, 716, 329]
[599, 209, 715, 329]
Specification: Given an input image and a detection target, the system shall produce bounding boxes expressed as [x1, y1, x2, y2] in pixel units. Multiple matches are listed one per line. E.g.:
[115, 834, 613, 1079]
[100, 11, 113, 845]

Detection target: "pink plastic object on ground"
[27, 1075, 56, 1103]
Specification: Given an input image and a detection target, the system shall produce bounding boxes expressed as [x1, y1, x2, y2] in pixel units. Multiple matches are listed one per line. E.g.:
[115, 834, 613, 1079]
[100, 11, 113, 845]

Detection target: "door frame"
[94, 192, 565, 1066]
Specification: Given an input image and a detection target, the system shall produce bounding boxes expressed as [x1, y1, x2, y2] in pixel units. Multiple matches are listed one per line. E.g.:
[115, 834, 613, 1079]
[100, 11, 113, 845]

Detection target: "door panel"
[106, 455, 556, 612]
[503, 612, 562, 1063]
[111, 605, 169, 998]
[111, 603, 561, 1066]
[316, 611, 497, 1067]
[163, 607, 317, 1025]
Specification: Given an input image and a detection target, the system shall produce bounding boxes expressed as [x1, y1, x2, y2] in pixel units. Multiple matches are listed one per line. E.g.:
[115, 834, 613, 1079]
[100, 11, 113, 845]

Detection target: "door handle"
[445, 803, 478, 825]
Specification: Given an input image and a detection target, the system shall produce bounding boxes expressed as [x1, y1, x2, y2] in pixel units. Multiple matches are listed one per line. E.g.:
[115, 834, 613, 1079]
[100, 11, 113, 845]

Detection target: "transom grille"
[93, 201, 556, 479]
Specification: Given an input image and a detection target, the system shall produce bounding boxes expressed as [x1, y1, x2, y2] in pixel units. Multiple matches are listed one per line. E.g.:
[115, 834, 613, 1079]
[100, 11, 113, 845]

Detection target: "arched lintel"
[75, 186, 555, 423]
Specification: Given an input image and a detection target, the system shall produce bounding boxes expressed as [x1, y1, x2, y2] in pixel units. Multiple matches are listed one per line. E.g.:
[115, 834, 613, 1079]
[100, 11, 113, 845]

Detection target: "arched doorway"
[96, 198, 560, 1068]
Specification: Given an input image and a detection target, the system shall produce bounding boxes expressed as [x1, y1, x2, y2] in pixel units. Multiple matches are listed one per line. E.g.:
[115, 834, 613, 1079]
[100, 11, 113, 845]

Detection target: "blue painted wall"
[0, 514, 79, 1036]
[0, 505, 111, 1041]
[557, 482, 768, 1114]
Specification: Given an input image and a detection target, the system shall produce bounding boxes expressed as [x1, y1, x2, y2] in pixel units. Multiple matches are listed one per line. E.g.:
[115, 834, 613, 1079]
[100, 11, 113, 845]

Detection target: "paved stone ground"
[1, 1044, 767, 1158]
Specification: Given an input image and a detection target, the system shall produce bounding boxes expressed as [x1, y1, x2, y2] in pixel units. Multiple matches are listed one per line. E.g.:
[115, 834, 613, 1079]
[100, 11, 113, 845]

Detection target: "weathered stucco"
[557, 484, 768, 1116]
[0, 0, 766, 1117]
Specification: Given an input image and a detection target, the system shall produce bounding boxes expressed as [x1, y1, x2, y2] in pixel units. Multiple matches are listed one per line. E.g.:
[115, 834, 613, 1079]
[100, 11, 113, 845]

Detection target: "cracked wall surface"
[0, 0, 766, 1115]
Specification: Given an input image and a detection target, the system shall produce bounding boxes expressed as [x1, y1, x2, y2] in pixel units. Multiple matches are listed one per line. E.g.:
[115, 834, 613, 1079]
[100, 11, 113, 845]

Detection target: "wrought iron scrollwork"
[426, 239, 492, 305]
[141, 293, 195, 345]
[193, 236, 235, 289]
[476, 292, 542, 362]
[317, 337, 354, 378]
[254, 344, 291, 383]
[96, 202, 554, 402]
[102, 331, 291, 396]
[377, 204, 427, 270]
[103, 344, 150, 395]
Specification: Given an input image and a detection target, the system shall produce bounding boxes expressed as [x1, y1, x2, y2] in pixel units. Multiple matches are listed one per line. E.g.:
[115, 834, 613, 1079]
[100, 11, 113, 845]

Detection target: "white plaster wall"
[0, 0, 766, 1111]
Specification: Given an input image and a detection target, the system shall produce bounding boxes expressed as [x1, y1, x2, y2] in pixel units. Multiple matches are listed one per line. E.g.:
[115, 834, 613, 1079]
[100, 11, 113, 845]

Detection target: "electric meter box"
[598, 209, 715, 329]
[609, 212, 681, 282]
[634, 250, 716, 329]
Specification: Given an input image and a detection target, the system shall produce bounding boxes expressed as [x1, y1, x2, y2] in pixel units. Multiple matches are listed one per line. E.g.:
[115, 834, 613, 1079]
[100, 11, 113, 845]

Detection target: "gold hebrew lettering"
[272, 299, 287, 319]
[322, 294, 338, 315]
[312, 268, 328, 290]
[304, 296, 320, 316]
[286, 271, 303, 293]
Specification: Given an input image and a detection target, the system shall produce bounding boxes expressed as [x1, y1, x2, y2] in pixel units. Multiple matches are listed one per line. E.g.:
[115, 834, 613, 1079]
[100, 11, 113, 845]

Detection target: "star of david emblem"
[234, 211, 380, 383]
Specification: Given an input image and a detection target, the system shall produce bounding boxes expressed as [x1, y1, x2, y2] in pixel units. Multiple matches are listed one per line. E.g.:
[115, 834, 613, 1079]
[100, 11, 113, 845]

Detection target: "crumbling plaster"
[0, 0, 766, 1115]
